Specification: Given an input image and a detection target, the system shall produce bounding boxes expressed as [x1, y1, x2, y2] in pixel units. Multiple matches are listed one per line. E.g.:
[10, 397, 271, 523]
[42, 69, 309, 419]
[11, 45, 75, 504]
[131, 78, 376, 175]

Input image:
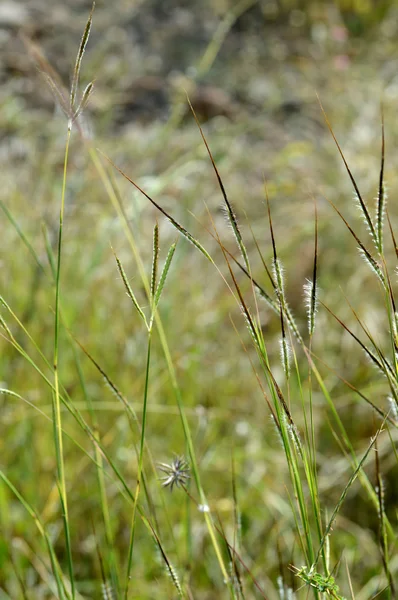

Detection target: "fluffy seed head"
[158, 455, 190, 491]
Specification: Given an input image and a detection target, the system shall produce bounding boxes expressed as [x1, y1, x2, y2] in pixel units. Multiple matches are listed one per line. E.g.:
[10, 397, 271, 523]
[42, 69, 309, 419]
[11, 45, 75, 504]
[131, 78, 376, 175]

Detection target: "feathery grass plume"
[375, 107, 386, 254]
[304, 202, 319, 337]
[279, 336, 291, 379]
[318, 94, 377, 244]
[186, 96, 251, 272]
[153, 242, 177, 311]
[272, 258, 286, 305]
[150, 222, 160, 301]
[113, 251, 148, 329]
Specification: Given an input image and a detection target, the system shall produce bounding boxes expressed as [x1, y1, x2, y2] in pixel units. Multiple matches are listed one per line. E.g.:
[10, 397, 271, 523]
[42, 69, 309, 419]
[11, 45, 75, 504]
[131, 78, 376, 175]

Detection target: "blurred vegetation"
[1, 0, 398, 598]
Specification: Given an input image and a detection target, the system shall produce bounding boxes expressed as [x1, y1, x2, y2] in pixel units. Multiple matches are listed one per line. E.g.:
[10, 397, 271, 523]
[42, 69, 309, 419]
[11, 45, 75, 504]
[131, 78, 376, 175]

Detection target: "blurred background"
[1, 1, 398, 597]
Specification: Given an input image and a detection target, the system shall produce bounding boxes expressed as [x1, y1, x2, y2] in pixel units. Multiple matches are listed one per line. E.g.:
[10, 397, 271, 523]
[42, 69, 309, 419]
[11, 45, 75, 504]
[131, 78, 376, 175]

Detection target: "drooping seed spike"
[153, 242, 177, 310]
[150, 222, 160, 301]
[70, 2, 95, 110]
[113, 251, 148, 328]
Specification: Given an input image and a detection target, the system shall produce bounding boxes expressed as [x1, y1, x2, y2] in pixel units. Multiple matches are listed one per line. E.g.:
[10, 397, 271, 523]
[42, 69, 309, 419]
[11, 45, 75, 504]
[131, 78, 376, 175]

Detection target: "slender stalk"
[53, 125, 75, 598]
[124, 330, 152, 599]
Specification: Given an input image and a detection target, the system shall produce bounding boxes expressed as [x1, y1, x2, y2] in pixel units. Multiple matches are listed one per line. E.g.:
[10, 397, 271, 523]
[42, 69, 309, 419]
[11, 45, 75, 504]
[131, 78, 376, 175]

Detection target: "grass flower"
[158, 456, 190, 491]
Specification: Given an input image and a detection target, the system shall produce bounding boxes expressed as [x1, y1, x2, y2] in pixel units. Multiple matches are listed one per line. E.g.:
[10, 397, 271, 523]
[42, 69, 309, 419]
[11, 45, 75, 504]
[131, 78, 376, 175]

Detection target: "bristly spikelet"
[375, 185, 388, 253]
[283, 414, 302, 455]
[255, 286, 303, 345]
[353, 192, 377, 245]
[273, 258, 285, 303]
[70, 2, 94, 111]
[240, 305, 260, 348]
[392, 312, 398, 339]
[153, 242, 176, 310]
[150, 222, 159, 301]
[392, 312, 398, 355]
[357, 247, 385, 286]
[303, 279, 318, 336]
[114, 252, 148, 327]
[376, 478, 385, 517]
[101, 581, 114, 600]
[279, 336, 291, 378]
[165, 560, 183, 597]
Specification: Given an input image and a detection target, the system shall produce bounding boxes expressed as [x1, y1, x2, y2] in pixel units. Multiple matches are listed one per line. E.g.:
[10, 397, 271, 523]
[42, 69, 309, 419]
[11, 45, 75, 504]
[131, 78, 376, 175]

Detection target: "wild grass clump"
[0, 3, 397, 599]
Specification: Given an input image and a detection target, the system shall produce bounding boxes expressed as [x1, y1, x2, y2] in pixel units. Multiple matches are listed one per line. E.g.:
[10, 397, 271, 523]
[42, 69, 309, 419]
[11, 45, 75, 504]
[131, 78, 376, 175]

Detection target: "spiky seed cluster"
[357, 247, 385, 285]
[273, 258, 285, 303]
[303, 278, 318, 336]
[279, 336, 291, 378]
[158, 456, 190, 491]
[101, 581, 114, 600]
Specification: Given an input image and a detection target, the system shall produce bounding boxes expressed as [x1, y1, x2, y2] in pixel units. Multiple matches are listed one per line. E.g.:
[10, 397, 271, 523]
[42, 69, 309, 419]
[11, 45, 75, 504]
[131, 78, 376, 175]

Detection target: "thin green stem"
[125, 330, 152, 599]
[53, 125, 75, 598]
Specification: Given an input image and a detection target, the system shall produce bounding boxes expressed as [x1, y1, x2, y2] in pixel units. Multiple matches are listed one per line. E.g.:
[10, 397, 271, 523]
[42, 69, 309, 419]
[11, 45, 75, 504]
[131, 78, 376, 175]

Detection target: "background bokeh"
[1, 1, 398, 598]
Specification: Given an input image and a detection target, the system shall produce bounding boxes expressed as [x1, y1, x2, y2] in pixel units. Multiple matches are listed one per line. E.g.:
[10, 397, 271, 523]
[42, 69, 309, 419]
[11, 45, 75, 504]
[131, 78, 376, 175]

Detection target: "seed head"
[158, 455, 190, 491]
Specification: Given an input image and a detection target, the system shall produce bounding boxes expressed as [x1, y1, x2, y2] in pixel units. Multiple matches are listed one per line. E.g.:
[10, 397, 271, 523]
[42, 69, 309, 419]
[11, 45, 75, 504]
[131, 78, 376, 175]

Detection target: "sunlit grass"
[1, 3, 398, 599]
